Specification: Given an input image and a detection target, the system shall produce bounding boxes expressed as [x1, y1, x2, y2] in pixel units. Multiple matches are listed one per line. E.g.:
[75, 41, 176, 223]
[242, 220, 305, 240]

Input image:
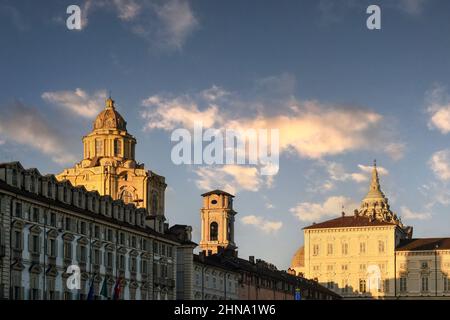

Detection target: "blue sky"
[1, 0, 450, 269]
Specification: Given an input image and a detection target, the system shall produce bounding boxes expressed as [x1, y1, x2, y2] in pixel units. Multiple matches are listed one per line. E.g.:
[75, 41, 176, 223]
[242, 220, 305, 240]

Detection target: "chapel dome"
[93, 98, 127, 131]
[291, 246, 305, 268]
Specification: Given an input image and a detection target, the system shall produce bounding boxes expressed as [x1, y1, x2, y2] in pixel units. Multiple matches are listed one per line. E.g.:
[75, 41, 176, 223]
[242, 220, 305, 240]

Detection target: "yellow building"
[292, 162, 450, 299]
[56, 97, 166, 231]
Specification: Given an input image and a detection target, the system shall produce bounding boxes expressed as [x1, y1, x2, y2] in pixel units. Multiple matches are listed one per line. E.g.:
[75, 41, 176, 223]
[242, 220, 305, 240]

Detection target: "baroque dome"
[93, 98, 127, 131]
[291, 246, 304, 268]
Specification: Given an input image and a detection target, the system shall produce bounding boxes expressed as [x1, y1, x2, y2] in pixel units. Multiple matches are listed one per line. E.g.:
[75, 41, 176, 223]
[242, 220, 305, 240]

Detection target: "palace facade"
[291, 162, 450, 299]
[0, 98, 194, 300]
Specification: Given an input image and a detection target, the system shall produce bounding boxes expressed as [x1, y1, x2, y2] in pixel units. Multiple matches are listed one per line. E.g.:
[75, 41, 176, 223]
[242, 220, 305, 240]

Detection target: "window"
[341, 264, 348, 271]
[130, 257, 137, 273]
[359, 264, 366, 271]
[421, 277, 429, 292]
[210, 222, 218, 241]
[114, 139, 122, 156]
[15, 202, 22, 218]
[444, 277, 449, 292]
[151, 192, 158, 214]
[48, 239, 57, 257]
[80, 221, 87, 235]
[119, 232, 125, 245]
[142, 260, 148, 274]
[106, 252, 113, 268]
[12, 169, 18, 186]
[359, 279, 366, 293]
[327, 243, 333, 255]
[94, 225, 100, 239]
[107, 229, 113, 242]
[32, 208, 39, 223]
[121, 190, 133, 204]
[153, 242, 159, 254]
[360, 242, 366, 254]
[400, 277, 407, 293]
[31, 235, 40, 254]
[313, 244, 319, 256]
[13, 230, 22, 250]
[327, 265, 333, 271]
[342, 243, 348, 255]
[50, 213, 56, 227]
[131, 236, 136, 248]
[378, 241, 385, 253]
[93, 249, 101, 265]
[119, 255, 125, 270]
[421, 261, 429, 269]
[65, 217, 72, 231]
[80, 246, 87, 263]
[64, 242, 72, 260]
[47, 182, 52, 197]
[95, 140, 103, 156]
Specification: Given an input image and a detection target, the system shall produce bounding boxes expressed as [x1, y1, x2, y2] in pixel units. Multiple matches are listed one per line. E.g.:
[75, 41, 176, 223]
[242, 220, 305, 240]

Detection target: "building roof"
[201, 189, 234, 197]
[0, 179, 183, 245]
[303, 215, 397, 230]
[396, 238, 450, 251]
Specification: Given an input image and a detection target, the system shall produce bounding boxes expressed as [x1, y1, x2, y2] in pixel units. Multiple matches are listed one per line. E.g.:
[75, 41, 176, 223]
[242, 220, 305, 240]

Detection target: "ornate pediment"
[77, 236, 89, 245]
[117, 246, 127, 254]
[29, 263, 43, 274]
[47, 229, 58, 238]
[129, 249, 139, 257]
[12, 220, 24, 230]
[62, 233, 75, 241]
[29, 225, 42, 234]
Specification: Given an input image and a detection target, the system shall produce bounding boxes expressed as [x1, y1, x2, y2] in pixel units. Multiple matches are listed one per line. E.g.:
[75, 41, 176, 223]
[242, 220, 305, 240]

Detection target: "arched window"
[114, 139, 122, 156]
[210, 222, 218, 241]
[151, 192, 158, 215]
[121, 190, 133, 204]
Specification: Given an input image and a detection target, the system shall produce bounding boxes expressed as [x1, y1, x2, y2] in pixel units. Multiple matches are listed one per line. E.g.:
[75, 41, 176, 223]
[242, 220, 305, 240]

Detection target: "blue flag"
[87, 276, 95, 300]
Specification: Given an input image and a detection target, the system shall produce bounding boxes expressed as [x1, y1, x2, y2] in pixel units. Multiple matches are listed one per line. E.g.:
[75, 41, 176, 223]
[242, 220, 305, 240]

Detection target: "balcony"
[0, 245, 5, 257]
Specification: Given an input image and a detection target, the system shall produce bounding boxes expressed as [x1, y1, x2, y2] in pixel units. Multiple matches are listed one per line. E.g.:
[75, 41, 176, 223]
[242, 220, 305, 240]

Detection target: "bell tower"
[200, 190, 237, 256]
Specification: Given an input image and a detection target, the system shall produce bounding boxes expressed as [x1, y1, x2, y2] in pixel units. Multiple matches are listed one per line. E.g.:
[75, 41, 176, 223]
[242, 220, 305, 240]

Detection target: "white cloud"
[141, 86, 400, 160]
[0, 102, 77, 165]
[384, 143, 406, 161]
[194, 165, 269, 195]
[429, 149, 450, 181]
[426, 84, 450, 134]
[141, 94, 219, 130]
[323, 161, 388, 184]
[81, 0, 198, 50]
[240, 215, 282, 234]
[42, 88, 106, 119]
[400, 206, 431, 220]
[399, 0, 427, 16]
[155, 0, 199, 50]
[290, 196, 359, 222]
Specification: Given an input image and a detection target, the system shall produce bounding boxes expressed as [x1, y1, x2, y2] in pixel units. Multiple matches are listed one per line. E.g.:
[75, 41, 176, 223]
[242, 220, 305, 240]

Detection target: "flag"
[100, 277, 108, 299]
[87, 275, 95, 300]
[113, 277, 121, 300]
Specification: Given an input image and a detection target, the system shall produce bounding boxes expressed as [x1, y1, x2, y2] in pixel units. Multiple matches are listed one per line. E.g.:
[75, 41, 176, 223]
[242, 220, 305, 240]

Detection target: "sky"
[1, 0, 450, 269]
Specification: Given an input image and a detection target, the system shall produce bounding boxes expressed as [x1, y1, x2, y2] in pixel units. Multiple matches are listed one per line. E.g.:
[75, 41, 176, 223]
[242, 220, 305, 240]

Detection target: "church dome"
[93, 98, 127, 131]
[291, 246, 304, 268]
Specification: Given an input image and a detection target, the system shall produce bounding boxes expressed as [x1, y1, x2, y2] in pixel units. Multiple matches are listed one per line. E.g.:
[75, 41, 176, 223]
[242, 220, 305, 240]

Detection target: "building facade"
[291, 162, 450, 299]
[0, 98, 194, 300]
[195, 189, 340, 300]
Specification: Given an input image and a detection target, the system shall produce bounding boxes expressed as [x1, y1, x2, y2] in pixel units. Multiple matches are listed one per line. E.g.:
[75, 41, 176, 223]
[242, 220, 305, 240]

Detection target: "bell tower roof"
[362, 159, 386, 202]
